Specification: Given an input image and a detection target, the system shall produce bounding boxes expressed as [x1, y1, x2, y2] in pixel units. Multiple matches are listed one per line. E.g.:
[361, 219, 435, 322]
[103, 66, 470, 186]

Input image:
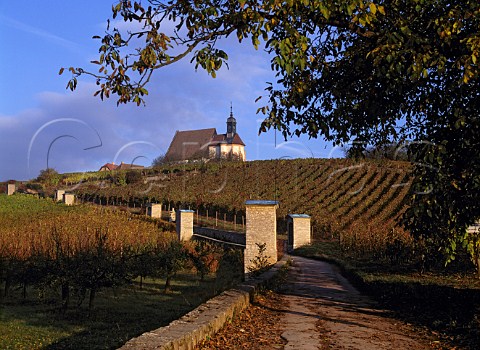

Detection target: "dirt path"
[279, 256, 439, 349]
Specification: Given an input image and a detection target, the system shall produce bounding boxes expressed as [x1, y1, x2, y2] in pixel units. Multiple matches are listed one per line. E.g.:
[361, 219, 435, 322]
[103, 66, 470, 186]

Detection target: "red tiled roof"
[99, 163, 117, 171]
[99, 162, 144, 171]
[211, 134, 225, 142]
[209, 133, 245, 146]
[231, 133, 245, 146]
[165, 128, 217, 161]
[116, 162, 145, 170]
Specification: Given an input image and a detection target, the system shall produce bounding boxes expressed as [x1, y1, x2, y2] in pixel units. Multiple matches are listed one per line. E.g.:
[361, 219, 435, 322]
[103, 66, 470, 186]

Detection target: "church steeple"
[226, 103, 237, 138]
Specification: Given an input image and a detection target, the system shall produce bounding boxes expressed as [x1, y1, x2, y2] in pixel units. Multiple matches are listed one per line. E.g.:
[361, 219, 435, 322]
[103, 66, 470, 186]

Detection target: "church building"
[165, 108, 246, 162]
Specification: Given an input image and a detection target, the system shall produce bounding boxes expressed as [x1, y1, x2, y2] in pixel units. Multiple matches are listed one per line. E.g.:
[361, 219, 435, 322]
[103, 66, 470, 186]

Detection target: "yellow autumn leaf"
[369, 3, 377, 15]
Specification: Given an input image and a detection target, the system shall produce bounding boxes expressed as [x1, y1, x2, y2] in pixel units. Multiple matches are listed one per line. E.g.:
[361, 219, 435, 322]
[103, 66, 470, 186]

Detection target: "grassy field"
[0, 273, 230, 349]
[0, 194, 243, 349]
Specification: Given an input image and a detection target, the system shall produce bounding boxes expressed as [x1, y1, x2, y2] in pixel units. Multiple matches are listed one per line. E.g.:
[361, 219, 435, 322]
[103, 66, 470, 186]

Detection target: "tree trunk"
[477, 258, 480, 278]
[22, 281, 27, 299]
[89, 287, 96, 310]
[164, 275, 172, 293]
[4, 274, 11, 297]
[62, 283, 70, 311]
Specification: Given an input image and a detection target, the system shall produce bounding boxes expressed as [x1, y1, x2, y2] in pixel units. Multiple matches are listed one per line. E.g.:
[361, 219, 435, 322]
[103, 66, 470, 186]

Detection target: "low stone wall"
[193, 227, 246, 246]
[120, 255, 289, 350]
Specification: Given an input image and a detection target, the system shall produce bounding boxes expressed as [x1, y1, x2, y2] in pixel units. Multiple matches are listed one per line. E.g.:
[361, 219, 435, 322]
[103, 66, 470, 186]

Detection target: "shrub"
[126, 170, 142, 184]
[185, 241, 222, 281]
[113, 172, 127, 186]
[37, 168, 60, 186]
[247, 243, 272, 277]
[26, 183, 43, 191]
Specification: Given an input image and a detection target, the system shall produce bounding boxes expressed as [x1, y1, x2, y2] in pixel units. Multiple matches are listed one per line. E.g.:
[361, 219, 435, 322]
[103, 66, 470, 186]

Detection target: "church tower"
[226, 104, 237, 139]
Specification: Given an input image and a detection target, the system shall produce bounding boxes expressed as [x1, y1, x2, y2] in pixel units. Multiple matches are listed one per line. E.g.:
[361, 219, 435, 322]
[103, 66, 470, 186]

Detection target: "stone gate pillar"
[146, 203, 162, 218]
[55, 190, 65, 202]
[7, 183, 15, 196]
[244, 200, 278, 274]
[176, 209, 194, 241]
[287, 214, 311, 251]
[63, 193, 75, 206]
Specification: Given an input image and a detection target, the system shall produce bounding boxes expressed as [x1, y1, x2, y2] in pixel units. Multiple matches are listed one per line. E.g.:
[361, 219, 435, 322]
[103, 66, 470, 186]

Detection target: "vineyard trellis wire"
[75, 192, 246, 232]
[0, 194, 239, 311]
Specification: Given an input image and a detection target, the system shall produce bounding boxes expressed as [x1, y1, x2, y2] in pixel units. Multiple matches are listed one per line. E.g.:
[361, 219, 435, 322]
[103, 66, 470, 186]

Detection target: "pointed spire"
[227, 102, 236, 137]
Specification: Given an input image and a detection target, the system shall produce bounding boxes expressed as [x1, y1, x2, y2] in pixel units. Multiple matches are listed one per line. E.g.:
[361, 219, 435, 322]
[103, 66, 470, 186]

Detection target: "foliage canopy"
[37, 168, 60, 186]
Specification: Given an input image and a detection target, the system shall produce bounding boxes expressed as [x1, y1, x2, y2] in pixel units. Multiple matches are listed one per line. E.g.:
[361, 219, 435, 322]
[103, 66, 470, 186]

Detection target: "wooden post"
[234, 214, 237, 231]
[224, 213, 226, 229]
[215, 211, 218, 227]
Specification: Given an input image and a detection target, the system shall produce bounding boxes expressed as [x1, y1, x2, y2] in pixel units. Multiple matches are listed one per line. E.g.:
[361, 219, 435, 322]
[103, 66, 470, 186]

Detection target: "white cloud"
[0, 30, 331, 182]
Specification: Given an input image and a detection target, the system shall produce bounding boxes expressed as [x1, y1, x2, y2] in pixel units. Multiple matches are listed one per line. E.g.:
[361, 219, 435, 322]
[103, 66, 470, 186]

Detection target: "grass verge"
[0, 271, 240, 350]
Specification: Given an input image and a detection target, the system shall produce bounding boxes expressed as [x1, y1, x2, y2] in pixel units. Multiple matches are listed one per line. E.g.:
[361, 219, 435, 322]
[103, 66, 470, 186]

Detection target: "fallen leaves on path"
[196, 290, 287, 350]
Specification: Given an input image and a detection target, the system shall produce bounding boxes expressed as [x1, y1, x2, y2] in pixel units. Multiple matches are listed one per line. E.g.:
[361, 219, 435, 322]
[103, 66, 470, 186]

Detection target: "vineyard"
[71, 158, 414, 261]
[0, 194, 241, 348]
[3, 158, 479, 348]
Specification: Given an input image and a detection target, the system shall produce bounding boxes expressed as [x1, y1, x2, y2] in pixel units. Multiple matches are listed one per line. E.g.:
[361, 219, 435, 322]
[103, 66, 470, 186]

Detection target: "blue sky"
[0, 1, 340, 181]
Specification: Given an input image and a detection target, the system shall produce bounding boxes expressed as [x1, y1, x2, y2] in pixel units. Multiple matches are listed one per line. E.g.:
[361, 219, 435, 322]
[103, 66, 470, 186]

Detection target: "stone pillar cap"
[288, 214, 311, 218]
[178, 209, 195, 213]
[245, 200, 279, 206]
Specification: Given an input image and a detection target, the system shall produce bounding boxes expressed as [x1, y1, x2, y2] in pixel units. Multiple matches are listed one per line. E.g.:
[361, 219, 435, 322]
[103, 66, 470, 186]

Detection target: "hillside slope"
[74, 158, 413, 256]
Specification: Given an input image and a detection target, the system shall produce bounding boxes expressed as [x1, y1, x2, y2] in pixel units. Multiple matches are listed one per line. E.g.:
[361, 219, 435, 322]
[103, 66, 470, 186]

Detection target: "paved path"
[279, 256, 435, 349]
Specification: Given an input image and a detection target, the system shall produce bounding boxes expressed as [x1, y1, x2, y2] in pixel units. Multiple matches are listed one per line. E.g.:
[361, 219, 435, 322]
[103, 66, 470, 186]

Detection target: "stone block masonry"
[7, 183, 15, 195]
[146, 203, 162, 218]
[55, 190, 65, 202]
[176, 209, 194, 241]
[287, 214, 311, 251]
[244, 200, 278, 274]
[120, 256, 289, 350]
[63, 193, 75, 206]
